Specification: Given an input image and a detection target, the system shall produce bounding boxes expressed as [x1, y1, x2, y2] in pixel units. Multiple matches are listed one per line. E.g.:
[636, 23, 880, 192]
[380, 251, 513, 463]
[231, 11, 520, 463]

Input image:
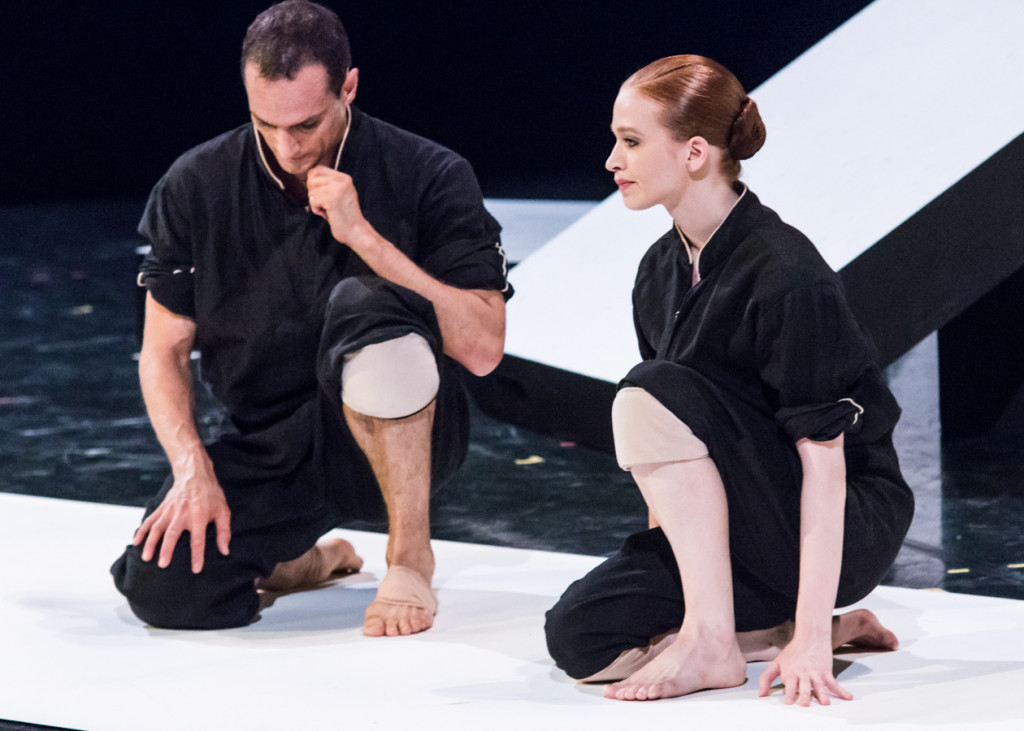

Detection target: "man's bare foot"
[604, 631, 747, 701]
[257, 539, 363, 592]
[363, 563, 437, 637]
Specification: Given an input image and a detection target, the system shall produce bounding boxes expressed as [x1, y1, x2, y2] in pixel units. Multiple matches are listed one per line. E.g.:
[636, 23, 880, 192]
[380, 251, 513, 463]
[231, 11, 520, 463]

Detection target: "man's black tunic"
[113, 107, 511, 628]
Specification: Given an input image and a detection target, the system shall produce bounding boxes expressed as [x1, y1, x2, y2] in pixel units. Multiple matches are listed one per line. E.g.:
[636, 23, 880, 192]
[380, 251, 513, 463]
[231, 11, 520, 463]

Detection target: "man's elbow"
[461, 338, 505, 377]
[139, 338, 193, 382]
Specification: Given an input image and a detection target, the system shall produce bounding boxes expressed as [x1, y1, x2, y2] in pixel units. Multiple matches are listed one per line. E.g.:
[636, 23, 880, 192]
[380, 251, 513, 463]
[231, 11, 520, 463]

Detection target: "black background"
[1, 0, 872, 204]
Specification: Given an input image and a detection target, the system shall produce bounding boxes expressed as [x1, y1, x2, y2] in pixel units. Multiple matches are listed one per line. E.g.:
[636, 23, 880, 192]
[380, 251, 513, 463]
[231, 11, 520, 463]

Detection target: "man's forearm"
[346, 224, 505, 376]
[305, 165, 506, 375]
[139, 342, 210, 476]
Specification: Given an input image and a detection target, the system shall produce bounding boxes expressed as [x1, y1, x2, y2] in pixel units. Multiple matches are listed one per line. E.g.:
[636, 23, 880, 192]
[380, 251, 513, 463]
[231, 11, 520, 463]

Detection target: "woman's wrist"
[792, 615, 832, 645]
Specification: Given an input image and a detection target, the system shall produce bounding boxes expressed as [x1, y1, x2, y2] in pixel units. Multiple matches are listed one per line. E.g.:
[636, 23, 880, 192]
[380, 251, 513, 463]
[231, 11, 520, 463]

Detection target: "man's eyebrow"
[250, 112, 322, 129]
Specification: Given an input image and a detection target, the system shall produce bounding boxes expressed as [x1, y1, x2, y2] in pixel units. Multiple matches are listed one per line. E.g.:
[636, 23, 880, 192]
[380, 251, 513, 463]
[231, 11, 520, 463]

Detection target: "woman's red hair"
[624, 55, 766, 180]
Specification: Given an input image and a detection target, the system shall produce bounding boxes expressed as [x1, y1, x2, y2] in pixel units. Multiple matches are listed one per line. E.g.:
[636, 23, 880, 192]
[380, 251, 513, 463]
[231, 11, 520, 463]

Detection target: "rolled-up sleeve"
[137, 252, 195, 318]
[137, 167, 197, 319]
[756, 283, 873, 442]
[416, 157, 513, 301]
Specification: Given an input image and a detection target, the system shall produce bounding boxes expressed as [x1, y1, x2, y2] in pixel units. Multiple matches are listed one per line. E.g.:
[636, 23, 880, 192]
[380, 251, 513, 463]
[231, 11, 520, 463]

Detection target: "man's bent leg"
[258, 538, 364, 592]
[112, 523, 262, 629]
[345, 400, 437, 636]
[112, 436, 350, 629]
[340, 333, 440, 636]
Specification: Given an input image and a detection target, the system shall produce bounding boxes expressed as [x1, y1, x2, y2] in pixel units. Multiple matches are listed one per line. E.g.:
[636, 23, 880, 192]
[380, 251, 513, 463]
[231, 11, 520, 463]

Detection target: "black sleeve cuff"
[138, 252, 195, 319]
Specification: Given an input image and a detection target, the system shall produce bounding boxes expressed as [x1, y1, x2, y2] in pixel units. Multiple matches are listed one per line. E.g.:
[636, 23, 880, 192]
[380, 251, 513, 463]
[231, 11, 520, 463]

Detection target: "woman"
[544, 56, 914, 705]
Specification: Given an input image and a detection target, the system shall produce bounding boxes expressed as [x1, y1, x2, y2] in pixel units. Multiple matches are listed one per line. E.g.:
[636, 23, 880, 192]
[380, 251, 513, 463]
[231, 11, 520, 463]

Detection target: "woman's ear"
[684, 136, 711, 172]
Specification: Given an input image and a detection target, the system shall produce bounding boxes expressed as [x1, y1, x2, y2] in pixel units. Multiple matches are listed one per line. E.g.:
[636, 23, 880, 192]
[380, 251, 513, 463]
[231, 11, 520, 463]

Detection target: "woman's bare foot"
[833, 608, 899, 651]
[738, 623, 795, 663]
[739, 609, 898, 663]
[257, 538, 363, 591]
[604, 631, 747, 701]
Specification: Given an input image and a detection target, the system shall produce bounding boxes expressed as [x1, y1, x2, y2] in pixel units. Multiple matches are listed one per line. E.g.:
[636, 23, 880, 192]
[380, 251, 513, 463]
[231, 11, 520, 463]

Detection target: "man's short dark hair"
[241, 0, 351, 96]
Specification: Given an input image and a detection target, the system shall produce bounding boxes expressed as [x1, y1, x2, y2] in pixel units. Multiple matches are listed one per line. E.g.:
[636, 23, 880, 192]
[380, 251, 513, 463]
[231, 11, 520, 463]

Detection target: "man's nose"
[275, 131, 302, 159]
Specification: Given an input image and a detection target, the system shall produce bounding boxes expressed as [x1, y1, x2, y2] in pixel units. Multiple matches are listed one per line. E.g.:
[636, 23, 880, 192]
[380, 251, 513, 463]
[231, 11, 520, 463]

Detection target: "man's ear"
[341, 67, 359, 104]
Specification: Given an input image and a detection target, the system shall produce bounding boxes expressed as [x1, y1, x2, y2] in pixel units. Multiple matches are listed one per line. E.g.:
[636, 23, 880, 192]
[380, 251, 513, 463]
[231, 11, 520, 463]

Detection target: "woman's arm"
[758, 433, 851, 706]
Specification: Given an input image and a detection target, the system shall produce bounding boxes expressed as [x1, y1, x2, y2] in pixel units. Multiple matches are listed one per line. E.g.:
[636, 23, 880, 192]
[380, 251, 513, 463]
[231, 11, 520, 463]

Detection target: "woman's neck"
[668, 179, 740, 250]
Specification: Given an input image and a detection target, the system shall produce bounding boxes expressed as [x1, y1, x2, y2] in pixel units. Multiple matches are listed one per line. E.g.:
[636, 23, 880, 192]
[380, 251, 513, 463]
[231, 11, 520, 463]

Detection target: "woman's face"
[606, 87, 693, 211]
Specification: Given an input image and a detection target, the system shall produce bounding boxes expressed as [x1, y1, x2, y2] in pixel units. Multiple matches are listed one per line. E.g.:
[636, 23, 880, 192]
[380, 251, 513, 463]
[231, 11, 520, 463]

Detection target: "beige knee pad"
[611, 387, 709, 470]
[341, 333, 439, 419]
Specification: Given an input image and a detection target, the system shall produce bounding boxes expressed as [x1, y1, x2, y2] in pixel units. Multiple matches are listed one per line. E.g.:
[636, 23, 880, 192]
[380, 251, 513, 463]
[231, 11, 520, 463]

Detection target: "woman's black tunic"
[544, 187, 915, 679]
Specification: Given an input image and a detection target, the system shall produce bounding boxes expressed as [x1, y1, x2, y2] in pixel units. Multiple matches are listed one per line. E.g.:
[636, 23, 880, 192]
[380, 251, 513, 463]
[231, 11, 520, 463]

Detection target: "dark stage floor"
[2, 200, 1023, 602]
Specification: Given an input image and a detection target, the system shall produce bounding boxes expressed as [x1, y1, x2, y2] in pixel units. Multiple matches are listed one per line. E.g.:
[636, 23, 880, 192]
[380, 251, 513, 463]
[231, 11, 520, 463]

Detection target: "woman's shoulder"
[638, 226, 686, 266]
[740, 199, 840, 296]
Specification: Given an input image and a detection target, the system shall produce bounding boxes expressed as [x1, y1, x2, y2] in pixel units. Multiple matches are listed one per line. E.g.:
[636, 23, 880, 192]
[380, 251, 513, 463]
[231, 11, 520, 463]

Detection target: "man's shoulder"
[164, 125, 254, 182]
[355, 110, 466, 173]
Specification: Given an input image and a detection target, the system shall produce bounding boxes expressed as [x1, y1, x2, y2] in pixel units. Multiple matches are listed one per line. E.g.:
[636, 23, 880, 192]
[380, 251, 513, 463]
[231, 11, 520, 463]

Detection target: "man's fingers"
[306, 164, 330, 182]
[133, 512, 157, 547]
[158, 523, 184, 569]
[215, 508, 232, 556]
[140, 513, 168, 562]
[188, 515, 209, 574]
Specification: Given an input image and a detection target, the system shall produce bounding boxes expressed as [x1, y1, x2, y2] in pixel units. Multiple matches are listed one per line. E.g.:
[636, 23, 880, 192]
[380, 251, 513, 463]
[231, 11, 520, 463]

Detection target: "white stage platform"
[2, 492, 1024, 730]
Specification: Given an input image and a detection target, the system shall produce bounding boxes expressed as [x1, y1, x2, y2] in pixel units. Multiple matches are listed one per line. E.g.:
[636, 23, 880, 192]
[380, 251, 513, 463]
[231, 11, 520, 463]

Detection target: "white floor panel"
[2, 493, 1023, 730]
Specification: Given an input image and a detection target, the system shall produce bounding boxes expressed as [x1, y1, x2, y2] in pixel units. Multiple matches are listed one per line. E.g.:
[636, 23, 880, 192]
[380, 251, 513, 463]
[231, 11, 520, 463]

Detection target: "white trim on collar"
[254, 126, 285, 191]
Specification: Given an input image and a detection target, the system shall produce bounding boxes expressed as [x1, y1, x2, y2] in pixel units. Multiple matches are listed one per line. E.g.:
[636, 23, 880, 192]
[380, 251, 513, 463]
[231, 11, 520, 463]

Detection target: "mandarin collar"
[677, 183, 761, 278]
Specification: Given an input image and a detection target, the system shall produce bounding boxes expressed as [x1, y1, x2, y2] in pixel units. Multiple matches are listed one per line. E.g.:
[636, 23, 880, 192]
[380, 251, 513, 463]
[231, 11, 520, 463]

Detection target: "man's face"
[244, 62, 356, 184]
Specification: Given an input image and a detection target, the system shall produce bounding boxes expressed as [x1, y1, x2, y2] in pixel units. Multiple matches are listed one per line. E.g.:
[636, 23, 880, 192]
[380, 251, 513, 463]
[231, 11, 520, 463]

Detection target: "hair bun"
[728, 98, 766, 160]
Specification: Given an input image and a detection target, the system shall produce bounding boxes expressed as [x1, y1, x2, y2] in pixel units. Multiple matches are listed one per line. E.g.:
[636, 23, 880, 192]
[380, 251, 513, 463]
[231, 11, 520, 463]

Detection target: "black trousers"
[545, 361, 914, 679]
[111, 277, 469, 629]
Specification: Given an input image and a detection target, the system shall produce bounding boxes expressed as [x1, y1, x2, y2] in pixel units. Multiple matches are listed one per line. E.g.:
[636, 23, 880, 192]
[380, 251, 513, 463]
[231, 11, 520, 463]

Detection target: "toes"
[326, 539, 363, 573]
[362, 615, 385, 637]
[636, 684, 659, 701]
[604, 682, 647, 702]
[364, 604, 434, 637]
[397, 614, 412, 636]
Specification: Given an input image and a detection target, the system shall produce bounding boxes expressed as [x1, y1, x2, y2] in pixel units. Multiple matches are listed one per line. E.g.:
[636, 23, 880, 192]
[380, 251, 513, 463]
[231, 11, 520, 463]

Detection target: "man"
[111, 0, 511, 636]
